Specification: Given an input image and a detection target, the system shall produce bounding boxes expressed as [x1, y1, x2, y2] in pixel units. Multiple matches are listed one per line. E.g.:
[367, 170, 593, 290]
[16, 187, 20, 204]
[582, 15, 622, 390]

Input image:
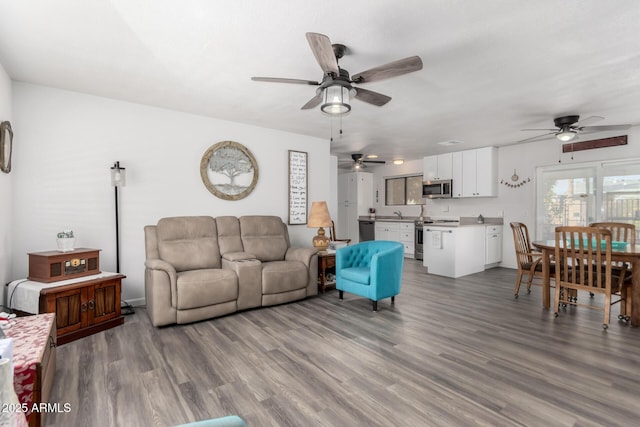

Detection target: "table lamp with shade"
[308, 201, 332, 251]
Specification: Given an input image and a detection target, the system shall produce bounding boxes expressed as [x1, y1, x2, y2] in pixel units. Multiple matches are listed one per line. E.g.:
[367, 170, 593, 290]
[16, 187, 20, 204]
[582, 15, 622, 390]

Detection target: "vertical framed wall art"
[288, 150, 307, 224]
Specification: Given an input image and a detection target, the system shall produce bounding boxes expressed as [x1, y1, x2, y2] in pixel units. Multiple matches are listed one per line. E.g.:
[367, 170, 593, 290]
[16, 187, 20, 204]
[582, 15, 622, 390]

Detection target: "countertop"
[358, 216, 504, 226]
[358, 216, 418, 223]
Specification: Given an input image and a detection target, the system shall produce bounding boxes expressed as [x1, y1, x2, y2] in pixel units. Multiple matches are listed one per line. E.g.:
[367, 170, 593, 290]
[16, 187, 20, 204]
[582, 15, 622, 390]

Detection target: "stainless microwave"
[422, 179, 452, 199]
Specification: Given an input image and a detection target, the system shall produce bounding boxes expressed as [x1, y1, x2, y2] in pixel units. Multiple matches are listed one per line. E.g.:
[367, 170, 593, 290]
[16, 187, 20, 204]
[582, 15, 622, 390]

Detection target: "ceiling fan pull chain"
[340, 116, 343, 138]
[330, 117, 334, 142]
[570, 142, 574, 160]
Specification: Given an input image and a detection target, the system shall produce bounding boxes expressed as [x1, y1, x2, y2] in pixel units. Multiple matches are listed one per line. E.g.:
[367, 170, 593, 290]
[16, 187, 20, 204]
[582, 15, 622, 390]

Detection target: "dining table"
[532, 239, 640, 327]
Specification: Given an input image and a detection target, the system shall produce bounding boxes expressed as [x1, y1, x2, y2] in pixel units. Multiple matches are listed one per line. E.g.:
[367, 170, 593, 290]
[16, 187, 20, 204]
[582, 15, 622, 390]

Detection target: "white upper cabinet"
[423, 153, 453, 181]
[452, 147, 498, 198]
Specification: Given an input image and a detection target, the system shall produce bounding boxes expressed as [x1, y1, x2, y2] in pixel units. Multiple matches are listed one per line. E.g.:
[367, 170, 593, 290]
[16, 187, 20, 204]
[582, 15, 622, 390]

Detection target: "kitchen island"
[422, 217, 503, 278]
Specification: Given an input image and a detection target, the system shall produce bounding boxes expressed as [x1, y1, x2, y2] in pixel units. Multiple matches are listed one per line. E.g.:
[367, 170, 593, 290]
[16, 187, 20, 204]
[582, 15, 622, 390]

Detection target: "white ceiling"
[1, 1, 640, 165]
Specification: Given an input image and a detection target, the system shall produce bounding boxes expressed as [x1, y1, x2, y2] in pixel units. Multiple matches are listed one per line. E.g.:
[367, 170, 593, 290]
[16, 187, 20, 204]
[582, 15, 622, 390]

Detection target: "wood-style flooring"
[45, 261, 640, 427]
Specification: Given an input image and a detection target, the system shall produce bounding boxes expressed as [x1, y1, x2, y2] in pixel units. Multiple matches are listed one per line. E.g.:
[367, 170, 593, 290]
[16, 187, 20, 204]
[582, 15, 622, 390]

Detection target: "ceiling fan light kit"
[556, 127, 577, 142]
[321, 84, 354, 116]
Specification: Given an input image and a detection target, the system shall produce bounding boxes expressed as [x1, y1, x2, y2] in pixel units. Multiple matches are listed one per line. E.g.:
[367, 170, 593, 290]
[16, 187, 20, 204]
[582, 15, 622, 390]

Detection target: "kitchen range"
[413, 217, 460, 260]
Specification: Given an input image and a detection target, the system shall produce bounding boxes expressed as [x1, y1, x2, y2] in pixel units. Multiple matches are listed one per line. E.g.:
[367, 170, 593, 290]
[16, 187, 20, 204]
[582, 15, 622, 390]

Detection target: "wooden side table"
[318, 252, 336, 293]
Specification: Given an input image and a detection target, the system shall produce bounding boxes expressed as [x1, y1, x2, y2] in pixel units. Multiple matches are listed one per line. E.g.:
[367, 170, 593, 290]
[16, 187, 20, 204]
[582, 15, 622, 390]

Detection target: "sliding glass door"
[600, 163, 640, 234]
[536, 161, 640, 240]
[537, 166, 596, 240]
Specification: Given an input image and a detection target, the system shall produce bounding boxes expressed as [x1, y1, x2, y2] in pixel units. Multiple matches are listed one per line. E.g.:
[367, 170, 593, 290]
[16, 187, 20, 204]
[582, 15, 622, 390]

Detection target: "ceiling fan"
[519, 115, 631, 143]
[251, 32, 423, 115]
[339, 153, 386, 170]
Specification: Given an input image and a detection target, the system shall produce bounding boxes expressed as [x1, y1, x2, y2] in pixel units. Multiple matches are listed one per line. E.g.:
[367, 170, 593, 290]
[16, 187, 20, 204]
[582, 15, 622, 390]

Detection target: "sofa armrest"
[222, 252, 257, 262]
[145, 258, 178, 307]
[286, 247, 319, 297]
[285, 247, 318, 266]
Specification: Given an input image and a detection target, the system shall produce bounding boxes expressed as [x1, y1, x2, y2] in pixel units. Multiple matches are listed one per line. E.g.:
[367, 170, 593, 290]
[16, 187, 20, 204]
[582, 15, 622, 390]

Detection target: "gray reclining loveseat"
[144, 215, 318, 326]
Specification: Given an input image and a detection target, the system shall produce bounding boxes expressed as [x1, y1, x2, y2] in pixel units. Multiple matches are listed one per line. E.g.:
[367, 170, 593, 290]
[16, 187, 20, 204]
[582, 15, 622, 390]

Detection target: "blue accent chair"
[336, 240, 404, 311]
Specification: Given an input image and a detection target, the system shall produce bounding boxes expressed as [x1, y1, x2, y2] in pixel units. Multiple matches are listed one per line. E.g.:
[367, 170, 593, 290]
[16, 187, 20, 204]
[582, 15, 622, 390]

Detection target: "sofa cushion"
[216, 216, 244, 255]
[261, 261, 308, 294]
[239, 216, 289, 261]
[157, 216, 221, 272]
[341, 267, 371, 285]
[176, 269, 238, 310]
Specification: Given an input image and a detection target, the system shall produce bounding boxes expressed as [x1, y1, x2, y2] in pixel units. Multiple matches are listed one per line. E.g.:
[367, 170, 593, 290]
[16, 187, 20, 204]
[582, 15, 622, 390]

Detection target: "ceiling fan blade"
[363, 160, 386, 164]
[301, 94, 322, 110]
[251, 77, 320, 85]
[352, 56, 423, 84]
[516, 131, 557, 143]
[574, 115, 604, 127]
[305, 32, 339, 75]
[354, 88, 392, 106]
[580, 124, 632, 132]
[521, 128, 558, 132]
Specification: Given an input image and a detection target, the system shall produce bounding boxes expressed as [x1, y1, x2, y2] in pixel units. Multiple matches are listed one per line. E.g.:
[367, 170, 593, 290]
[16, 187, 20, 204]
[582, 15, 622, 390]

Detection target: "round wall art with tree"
[200, 140, 259, 200]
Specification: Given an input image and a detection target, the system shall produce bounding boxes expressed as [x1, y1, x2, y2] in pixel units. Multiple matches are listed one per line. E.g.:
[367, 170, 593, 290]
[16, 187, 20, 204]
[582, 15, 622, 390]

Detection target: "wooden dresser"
[39, 274, 125, 345]
[7, 273, 126, 345]
[5, 313, 57, 427]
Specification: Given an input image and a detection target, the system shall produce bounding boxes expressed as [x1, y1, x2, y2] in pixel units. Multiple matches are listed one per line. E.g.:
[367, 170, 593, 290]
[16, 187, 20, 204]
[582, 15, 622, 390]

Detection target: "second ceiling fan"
[251, 32, 423, 116]
[519, 115, 631, 143]
[339, 153, 386, 170]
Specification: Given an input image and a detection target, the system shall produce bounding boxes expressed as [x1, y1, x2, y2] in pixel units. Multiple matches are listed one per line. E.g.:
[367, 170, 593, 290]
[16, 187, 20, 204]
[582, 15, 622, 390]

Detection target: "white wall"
[11, 83, 330, 305]
[0, 62, 11, 306]
[329, 155, 338, 221]
[371, 131, 640, 269]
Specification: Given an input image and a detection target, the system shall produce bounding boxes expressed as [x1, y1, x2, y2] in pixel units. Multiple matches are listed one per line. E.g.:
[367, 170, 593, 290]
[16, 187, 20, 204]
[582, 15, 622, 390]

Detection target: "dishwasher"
[359, 220, 375, 242]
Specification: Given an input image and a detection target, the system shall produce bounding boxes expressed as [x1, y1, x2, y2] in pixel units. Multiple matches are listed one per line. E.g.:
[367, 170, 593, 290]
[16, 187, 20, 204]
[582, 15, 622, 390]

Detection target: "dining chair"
[554, 226, 631, 329]
[510, 222, 553, 298]
[589, 222, 636, 245]
[329, 220, 351, 245]
[589, 221, 635, 318]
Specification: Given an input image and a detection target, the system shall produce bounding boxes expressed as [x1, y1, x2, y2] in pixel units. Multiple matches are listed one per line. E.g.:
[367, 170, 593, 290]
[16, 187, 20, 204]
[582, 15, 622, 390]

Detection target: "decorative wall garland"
[500, 169, 531, 188]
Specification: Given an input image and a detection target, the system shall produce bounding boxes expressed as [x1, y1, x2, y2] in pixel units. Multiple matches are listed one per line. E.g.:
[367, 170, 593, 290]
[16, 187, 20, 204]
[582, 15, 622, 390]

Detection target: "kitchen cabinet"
[375, 221, 401, 241]
[423, 153, 453, 181]
[485, 225, 503, 266]
[423, 226, 485, 278]
[452, 147, 498, 198]
[337, 172, 373, 243]
[375, 221, 414, 258]
[399, 222, 415, 258]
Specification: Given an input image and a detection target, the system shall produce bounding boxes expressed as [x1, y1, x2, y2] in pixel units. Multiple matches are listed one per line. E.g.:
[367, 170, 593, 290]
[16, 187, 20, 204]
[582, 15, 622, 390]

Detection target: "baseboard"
[122, 297, 145, 308]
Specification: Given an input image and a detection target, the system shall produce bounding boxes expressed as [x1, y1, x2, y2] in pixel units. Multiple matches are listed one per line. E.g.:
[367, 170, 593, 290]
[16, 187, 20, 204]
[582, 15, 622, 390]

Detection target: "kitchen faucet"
[393, 210, 403, 219]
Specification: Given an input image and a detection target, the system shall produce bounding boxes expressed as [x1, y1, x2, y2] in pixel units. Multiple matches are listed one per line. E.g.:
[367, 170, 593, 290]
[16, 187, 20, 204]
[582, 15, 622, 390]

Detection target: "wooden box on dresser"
[39, 274, 125, 345]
